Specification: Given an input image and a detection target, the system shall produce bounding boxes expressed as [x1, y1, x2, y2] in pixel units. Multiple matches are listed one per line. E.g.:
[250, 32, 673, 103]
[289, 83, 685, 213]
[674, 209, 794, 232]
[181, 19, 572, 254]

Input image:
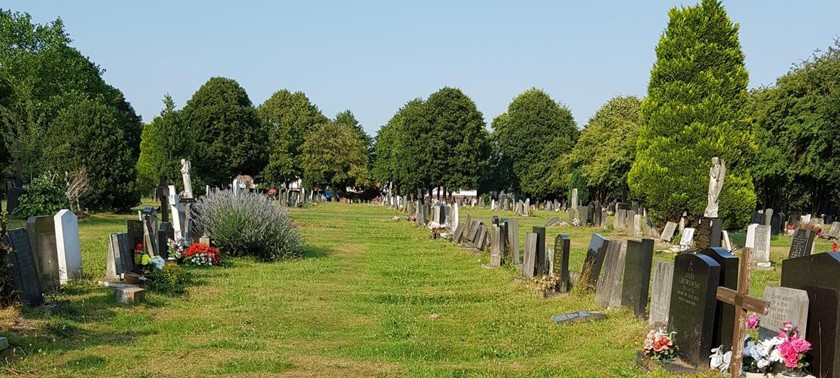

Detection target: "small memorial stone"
[661, 222, 677, 243]
[758, 286, 809, 341]
[552, 311, 606, 324]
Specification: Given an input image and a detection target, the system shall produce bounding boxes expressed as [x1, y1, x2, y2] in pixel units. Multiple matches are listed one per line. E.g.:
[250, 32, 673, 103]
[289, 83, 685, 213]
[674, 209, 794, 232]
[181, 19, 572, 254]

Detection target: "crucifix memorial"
[715, 247, 770, 378]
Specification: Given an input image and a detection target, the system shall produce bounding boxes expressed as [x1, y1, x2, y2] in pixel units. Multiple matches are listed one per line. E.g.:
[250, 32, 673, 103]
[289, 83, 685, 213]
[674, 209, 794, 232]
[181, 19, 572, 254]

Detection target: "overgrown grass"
[0, 203, 809, 376]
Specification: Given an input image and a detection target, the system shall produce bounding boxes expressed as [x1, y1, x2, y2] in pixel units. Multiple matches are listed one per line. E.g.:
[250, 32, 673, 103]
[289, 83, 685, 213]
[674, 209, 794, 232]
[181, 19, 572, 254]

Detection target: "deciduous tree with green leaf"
[301, 121, 370, 194]
[182, 77, 266, 188]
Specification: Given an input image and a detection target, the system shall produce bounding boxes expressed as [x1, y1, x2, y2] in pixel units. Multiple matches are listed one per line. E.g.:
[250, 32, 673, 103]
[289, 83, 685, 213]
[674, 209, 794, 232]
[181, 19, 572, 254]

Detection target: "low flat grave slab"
[552, 310, 606, 325]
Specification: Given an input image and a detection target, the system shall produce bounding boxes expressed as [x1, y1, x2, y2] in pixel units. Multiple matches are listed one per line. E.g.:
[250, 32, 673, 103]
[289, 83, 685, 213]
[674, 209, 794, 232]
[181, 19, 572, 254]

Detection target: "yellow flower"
[141, 255, 150, 265]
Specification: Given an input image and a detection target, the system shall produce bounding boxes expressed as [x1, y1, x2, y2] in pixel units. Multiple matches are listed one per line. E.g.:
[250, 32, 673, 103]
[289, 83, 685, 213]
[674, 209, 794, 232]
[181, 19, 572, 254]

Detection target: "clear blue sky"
[5, 1, 839, 136]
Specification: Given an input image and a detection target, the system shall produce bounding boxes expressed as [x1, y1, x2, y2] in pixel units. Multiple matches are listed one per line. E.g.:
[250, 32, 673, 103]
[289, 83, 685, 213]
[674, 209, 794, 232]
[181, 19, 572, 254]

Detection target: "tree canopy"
[137, 95, 192, 194]
[566, 96, 642, 203]
[628, 0, 755, 228]
[257, 90, 327, 185]
[491, 88, 578, 199]
[182, 77, 266, 188]
[301, 120, 370, 191]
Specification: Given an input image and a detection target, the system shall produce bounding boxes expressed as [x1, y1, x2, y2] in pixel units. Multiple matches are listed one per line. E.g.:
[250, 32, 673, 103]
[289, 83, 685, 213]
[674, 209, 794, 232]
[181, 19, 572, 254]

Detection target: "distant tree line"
[2, 2, 839, 230]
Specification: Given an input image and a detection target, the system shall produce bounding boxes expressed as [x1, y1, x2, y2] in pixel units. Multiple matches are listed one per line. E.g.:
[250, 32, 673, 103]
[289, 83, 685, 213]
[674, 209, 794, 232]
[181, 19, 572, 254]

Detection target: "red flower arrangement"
[184, 243, 221, 266]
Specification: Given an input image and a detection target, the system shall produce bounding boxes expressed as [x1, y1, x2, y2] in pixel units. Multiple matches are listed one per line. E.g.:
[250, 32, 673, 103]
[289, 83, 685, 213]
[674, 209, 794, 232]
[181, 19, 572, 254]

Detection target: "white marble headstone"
[54, 210, 82, 282]
[679, 228, 695, 249]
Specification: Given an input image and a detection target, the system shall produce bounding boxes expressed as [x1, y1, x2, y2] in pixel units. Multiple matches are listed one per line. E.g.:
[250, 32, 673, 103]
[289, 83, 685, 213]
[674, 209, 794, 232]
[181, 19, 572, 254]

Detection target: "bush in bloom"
[184, 243, 221, 266]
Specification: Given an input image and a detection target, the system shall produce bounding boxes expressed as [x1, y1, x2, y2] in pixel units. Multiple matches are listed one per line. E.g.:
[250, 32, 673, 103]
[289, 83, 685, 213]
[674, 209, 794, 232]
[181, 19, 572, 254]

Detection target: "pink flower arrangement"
[777, 322, 811, 370]
[643, 328, 677, 361]
[746, 313, 760, 329]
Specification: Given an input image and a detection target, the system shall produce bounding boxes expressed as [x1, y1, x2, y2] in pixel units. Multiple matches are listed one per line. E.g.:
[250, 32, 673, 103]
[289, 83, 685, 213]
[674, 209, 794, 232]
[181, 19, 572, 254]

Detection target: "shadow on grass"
[300, 245, 331, 259]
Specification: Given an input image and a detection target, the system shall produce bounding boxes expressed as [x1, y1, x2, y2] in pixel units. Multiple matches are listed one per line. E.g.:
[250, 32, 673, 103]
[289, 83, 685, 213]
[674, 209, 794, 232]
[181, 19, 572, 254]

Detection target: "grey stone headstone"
[781, 253, 840, 378]
[661, 222, 677, 242]
[26, 216, 59, 292]
[759, 286, 809, 341]
[567, 208, 576, 224]
[668, 253, 721, 369]
[595, 240, 627, 308]
[633, 214, 642, 237]
[452, 223, 466, 243]
[489, 226, 501, 267]
[764, 208, 774, 226]
[751, 225, 772, 266]
[4, 228, 44, 307]
[582, 234, 609, 289]
[577, 206, 588, 226]
[616, 209, 627, 229]
[554, 234, 571, 292]
[626, 210, 636, 231]
[522, 233, 537, 279]
[788, 228, 817, 259]
[54, 209, 82, 282]
[507, 219, 519, 265]
[544, 217, 560, 227]
[828, 222, 840, 240]
[106, 233, 133, 280]
[475, 224, 488, 250]
[649, 261, 674, 326]
[621, 238, 654, 318]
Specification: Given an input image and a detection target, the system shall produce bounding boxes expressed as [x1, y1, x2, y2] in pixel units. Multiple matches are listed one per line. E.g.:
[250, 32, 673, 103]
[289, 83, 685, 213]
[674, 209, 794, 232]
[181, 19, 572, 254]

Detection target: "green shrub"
[195, 190, 303, 261]
[149, 262, 189, 294]
[15, 173, 69, 218]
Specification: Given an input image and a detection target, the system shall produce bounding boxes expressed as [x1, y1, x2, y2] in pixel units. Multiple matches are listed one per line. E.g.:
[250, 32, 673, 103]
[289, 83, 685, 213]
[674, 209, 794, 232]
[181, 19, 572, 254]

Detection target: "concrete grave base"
[115, 287, 146, 305]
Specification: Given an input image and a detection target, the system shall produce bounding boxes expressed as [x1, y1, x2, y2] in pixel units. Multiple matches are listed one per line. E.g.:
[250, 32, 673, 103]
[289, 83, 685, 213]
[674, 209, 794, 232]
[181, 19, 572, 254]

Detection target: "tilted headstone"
[679, 228, 695, 249]
[475, 224, 488, 250]
[622, 238, 654, 318]
[106, 232, 133, 281]
[544, 217, 560, 227]
[661, 222, 677, 243]
[582, 234, 609, 288]
[781, 253, 840, 378]
[758, 286, 809, 341]
[828, 222, 840, 240]
[4, 228, 44, 307]
[721, 230, 732, 251]
[533, 226, 547, 276]
[595, 240, 627, 308]
[554, 234, 571, 292]
[697, 247, 739, 354]
[452, 223, 466, 243]
[26, 216, 59, 292]
[649, 261, 674, 326]
[788, 228, 817, 259]
[54, 210, 82, 282]
[522, 233, 537, 279]
[668, 253, 721, 369]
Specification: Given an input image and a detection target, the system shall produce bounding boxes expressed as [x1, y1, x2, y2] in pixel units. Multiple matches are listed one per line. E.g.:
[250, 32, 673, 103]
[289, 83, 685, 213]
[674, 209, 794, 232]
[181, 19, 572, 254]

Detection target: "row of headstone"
[751, 208, 785, 235]
[3, 210, 83, 307]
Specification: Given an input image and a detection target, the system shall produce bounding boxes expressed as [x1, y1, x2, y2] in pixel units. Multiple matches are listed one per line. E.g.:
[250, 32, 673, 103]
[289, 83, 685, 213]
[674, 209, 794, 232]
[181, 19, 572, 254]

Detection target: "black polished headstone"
[668, 253, 721, 369]
[157, 221, 171, 259]
[697, 247, 739, 353]
[771, 213, 783, 235]
[155, 177, 170, 223]
[554, 234, 571, 292]
[788, 228, 816, 259]
[6, 187, 22, 216]
[582, 233, 609, 288]
[4, 228, 43, 307]
[533, 226, 547, 276]
[621, 238, 654, 318]
[751, 211, 764, 225]
[781, 252, 840, 378]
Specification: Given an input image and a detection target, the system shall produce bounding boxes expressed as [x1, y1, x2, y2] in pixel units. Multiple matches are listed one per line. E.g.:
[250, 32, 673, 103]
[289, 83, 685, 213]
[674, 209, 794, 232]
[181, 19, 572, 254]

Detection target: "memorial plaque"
[621, 238, 654, 318]
[668, 253, 721, 369]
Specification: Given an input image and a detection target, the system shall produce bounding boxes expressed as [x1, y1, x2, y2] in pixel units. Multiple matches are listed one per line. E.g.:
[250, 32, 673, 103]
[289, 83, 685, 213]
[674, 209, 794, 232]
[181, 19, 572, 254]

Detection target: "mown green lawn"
[0, 203, 822, 377]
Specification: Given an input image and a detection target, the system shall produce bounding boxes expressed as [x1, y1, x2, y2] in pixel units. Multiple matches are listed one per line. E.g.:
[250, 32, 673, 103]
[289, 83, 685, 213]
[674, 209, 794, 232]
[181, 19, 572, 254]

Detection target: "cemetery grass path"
[1, 203, 819, 377]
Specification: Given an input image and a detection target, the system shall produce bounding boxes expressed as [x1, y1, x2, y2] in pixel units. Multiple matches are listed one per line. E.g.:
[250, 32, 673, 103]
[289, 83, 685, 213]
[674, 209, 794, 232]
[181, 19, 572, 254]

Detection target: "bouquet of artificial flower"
[168, 237, 188, 260]
[777, 322, 812, 374]
[643, 328, 677, 362]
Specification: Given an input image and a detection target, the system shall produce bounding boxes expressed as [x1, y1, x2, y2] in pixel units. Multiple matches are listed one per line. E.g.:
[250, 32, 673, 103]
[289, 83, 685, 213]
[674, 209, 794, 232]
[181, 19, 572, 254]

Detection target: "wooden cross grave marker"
[715, 247, 770, 378]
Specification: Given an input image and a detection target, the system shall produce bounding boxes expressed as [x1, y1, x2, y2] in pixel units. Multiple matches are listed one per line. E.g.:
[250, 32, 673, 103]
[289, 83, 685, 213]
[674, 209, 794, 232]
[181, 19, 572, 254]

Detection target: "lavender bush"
[195, 190, 303, 261]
